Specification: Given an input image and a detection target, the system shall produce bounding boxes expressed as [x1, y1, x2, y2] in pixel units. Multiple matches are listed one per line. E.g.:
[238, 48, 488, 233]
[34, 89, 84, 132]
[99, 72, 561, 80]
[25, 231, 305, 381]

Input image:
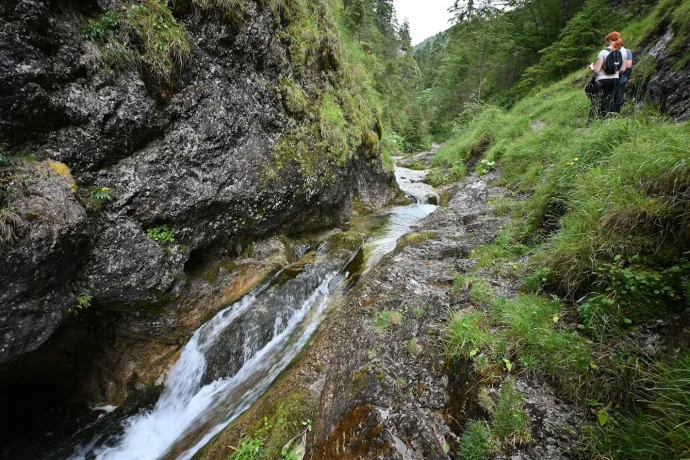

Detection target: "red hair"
[606, 31, 623, 50]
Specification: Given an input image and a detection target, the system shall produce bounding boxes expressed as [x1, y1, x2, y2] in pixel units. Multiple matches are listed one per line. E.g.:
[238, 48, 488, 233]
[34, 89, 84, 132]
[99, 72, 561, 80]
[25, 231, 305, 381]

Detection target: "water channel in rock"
[64, 161, 438, 460]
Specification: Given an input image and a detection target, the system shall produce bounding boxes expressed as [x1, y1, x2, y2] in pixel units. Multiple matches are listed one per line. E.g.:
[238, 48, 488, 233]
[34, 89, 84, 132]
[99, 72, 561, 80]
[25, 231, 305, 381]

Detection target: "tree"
[399, 18, 412, 48]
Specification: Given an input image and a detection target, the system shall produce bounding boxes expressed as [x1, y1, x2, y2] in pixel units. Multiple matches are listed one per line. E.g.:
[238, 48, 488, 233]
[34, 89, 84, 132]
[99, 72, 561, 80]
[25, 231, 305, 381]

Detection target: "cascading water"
[69, 162, 437, 460]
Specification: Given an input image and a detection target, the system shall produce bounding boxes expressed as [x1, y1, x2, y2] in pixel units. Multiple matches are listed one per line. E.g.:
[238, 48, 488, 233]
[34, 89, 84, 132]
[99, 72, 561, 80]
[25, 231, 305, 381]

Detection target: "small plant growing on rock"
[406, 337, 423, 355]
[87, 186, 114, 210]
[374, 311, 403, 332]
[475, 159, 497, 176]
[82, 11, 120, 42]
[76, 292, 92, 311]
[0, 208, 23, 249]
[147, 225, 175, 245]
[230, 436, 264, 460]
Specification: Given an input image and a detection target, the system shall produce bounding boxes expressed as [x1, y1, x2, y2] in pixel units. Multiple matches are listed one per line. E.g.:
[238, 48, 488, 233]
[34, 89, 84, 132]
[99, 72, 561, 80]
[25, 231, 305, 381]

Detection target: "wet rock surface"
[0, 0, 395, 402]
[202, 167, 584, 459]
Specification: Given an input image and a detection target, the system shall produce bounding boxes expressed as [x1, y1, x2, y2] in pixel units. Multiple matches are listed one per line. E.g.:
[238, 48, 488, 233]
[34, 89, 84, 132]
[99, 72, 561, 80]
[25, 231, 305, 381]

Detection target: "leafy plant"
[82, 11, 120, 42]
[87, 186, 115, 210]
[230, 436, 264, 460]
[147, 225, 175, 245]
[0, 149, 8, 167]
[475, 159, 497, 175]
[76, 293, 92, 311]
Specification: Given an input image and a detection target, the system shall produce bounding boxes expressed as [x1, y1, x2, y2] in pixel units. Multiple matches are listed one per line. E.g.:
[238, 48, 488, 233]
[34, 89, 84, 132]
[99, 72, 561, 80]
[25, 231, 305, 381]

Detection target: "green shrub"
[0, 150, 9, 167]
[147, 225, 175, 245]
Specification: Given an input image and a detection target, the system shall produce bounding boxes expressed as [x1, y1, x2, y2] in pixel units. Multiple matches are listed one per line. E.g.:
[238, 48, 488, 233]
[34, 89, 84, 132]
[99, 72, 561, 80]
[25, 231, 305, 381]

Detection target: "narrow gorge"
[2, 0, 690, 459]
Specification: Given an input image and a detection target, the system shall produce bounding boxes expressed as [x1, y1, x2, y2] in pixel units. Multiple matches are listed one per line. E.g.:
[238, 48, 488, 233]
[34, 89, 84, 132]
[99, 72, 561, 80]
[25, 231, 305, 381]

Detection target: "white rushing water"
[74, 272, 340, 460]
[73, 162, 437, 460]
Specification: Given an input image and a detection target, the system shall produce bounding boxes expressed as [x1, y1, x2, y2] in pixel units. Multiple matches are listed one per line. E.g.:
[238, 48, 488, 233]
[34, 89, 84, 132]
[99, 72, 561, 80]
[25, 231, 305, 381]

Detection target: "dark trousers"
[587, 78, 620, 120]
[616, 80, 628, 111]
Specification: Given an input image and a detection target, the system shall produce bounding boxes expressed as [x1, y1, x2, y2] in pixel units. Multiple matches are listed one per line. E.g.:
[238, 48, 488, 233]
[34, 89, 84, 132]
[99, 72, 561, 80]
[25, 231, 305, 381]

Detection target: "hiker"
[617, 46, 634, 110]
[587, 31, 628, 119]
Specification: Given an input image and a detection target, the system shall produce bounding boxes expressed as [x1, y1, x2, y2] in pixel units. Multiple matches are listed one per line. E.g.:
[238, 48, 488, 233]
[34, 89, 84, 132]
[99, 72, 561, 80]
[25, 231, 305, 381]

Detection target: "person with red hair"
[587, 31, 628, 119]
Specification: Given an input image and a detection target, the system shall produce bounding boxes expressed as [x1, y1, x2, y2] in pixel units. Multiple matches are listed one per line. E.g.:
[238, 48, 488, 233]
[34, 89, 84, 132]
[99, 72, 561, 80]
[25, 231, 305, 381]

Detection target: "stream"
[68, 162, 438, 460]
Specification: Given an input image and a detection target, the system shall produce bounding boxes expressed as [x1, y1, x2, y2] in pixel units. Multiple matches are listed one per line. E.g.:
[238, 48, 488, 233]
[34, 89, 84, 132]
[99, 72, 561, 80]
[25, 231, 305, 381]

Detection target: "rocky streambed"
[3, 153, 583, 459]
[199, 155, 585, 460]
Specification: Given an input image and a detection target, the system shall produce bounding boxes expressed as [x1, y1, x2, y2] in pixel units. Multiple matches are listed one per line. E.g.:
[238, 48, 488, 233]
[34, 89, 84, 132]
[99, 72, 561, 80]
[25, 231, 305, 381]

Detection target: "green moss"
[280, 78, 310, 115]
[395, 231, 437, 251]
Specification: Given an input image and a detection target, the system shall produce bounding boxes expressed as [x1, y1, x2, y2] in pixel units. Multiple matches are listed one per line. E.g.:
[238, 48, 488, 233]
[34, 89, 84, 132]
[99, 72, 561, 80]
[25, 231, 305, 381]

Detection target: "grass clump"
[444, 311, 490, 359]
[0, 208, 23, 250]
[585, 353, 690, 459]
[461, 379, 533, 458]
[480, 379, 534, 448]
[406, 337, 422, 355]
[374, 311, 403, 332]
[83, 1, 191, 87]
[459, 420, 490, 460]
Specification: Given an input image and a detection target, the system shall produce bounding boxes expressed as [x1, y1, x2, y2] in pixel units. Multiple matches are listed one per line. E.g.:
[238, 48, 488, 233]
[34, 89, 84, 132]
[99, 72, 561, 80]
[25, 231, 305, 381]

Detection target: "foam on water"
[71, 162, 437, 460]
[73, 273, 339, 460]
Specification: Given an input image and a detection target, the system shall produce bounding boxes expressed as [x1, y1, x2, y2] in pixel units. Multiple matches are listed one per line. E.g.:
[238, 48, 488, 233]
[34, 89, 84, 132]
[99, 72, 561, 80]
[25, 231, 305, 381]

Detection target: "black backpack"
[603, 48, 623, 75]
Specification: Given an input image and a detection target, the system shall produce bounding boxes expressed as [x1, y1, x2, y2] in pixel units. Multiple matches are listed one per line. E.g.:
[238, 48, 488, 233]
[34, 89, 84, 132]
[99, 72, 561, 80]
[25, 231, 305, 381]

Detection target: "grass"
[461, 379, 533, 458]
[374, 311, 403, 332]
[437, 66, 690, 458]
[585, 353, 690, 459]
[83, 0, 192, 86]
[0, 208, 23, 249]
[444, 311, 490, 359]
[460, 421, 490, 460]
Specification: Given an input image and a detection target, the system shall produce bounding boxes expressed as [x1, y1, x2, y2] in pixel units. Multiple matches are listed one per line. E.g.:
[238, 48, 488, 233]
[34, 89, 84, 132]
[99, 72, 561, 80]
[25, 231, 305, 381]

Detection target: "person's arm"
[593, 57, 604, 73]
[626, 51, 633, 69]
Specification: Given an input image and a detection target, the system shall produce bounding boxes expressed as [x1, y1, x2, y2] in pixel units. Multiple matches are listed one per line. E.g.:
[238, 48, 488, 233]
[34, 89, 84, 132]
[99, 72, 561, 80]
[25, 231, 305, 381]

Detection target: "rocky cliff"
[628, 2, 690, 118]
[0, 0, 396, 403]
